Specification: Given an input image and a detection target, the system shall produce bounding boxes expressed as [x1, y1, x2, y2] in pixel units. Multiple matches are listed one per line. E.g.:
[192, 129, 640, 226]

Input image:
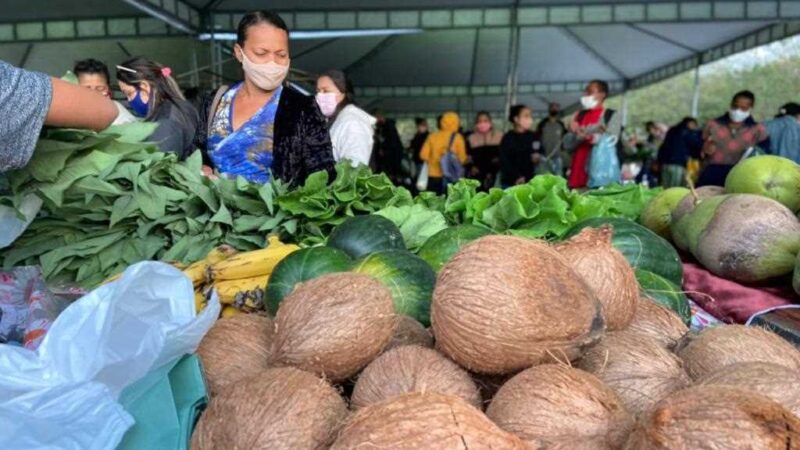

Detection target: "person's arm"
[499, 135, 520, 182]
[300, 101, 336, 182]
[334, 119, 374, 167]
[46, 77, 117, 130]
[455, 135, 468, 164]
[420, 137, 432, 162]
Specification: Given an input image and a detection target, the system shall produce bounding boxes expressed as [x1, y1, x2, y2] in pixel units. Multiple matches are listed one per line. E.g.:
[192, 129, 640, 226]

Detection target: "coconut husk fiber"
[351, 345, 481, 409]
[697, 362, 800, 417]
[384, 315, 433, 351]
[627, 296, 688, 350]
[330, 392, 526, 450]
[191, 367, 347, 450]
[577, 331, 690, 416]
[486, 364, 634, 449]
[271, 272, 396, 382]
[432, 235, 604, 375]
[624, 386, 800, 449]
[676, 324, 800, 380]
[555, 226, 639, 330]
[196, 313, 273, 396]
[472, 372, 512, 407]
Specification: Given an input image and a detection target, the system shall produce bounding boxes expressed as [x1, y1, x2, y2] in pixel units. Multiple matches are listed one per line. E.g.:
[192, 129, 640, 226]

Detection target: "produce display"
[627, 297, 689, 349]
[639, 186, 690, 238]
[725, 155, 800, 212]
[696, 362, 800, 417]
[384, 316, 433, 350]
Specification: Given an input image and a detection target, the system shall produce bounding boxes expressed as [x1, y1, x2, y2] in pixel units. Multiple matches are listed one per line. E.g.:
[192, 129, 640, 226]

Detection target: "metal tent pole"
[691, 65, 701, 117]
[621, 90, 629, 127]
[504, 1, 521, 120]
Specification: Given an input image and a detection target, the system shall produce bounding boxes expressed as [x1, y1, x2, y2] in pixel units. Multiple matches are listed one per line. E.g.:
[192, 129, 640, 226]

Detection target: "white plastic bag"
[416, 162, 429, 192]
[0, 261, 220, 450]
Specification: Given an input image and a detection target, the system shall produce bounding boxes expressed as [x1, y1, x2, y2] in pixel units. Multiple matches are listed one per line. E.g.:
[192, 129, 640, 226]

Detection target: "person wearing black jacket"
[500, 105, 542, 187]
[656, 117, 703, 187]
[372, 111, 405, 183]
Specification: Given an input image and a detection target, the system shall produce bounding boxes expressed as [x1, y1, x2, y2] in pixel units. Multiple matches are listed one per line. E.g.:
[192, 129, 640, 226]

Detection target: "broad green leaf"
[209, 202, 233, 225]
[102, 122, 158, 143]
[38, 151, 122, 206]
[110, 195, 139, 227]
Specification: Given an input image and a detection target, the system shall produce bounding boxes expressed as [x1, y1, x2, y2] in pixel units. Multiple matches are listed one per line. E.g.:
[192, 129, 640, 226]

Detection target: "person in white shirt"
[315, 70, 375, 167]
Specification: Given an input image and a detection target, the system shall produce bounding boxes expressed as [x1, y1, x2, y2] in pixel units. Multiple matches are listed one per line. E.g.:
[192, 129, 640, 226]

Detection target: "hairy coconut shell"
[385, 316, 433, 351]
[555, 226, 639, 330]
[486, 364, 634, 449]
[472, 372, 512, 407]
[697, 362, 800, 417]
[271, 273, 396, 382]
[197, 314, 273, 396]
[432, 235, 604, 375]
[672, 185, 725, 223]
[330, 392, 526, 449]
[627, 296, 688, 349]
[191, 367, 347, 450]
[677, 324, 800, 380]
[352, 345, 481, 409]
[625, 386, 800, 449]
[577, 331, 690, 416]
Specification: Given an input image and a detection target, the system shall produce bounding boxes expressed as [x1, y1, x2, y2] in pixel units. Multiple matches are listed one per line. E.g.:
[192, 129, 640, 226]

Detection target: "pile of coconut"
[191, 232, 800, 449]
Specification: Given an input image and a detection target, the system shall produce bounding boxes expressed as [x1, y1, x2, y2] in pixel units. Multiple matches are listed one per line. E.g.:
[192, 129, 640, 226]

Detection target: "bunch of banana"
[195, 236, 300, 316]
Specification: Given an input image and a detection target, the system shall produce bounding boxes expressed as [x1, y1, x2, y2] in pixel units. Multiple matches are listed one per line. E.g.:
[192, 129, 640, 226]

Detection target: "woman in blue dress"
[196, 11, 335, 185]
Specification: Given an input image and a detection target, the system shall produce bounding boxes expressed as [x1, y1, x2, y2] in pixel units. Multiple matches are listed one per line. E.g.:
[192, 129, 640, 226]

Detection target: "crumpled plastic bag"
[587, 134, 621, 188]
[0, 266, 71, 349]
[0, 261, 220, 450]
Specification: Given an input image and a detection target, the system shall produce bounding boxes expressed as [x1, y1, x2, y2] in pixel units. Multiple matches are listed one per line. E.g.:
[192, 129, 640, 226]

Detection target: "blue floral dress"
[207, 83, 283, 183]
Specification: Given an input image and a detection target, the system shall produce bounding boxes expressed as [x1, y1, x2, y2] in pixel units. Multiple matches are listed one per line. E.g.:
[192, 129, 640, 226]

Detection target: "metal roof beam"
[631, 20, 800, 88]
[627, 23, 700, 53]
[354, 81, 626, 98]
[120, 0, 200, 35]
[343, 35, 398, 74]
[0, 16, 195, 43]
[560, 27, 628, 81]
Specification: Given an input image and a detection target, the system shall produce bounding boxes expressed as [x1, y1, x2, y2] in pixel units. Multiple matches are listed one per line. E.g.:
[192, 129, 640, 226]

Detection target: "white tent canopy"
[1, 0, 798, 116]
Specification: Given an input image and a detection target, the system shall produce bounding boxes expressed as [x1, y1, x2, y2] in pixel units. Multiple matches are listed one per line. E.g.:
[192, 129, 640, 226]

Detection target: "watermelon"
[265, 247, 353, 315]
[417, 225, 491, 272]
[636, 269, 691, 325]
[327, 215, 405, 259]
[564, 217, 683, 286]
[353, 250, 436, 326]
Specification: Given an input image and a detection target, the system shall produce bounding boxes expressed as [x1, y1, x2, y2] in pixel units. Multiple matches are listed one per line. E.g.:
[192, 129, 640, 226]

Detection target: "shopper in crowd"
[536, 102, 567, 175]
[761, 102, 800, 163]
[372, 110, 405, 183]
[195, 11, 334, 185]
[500, 104, 540, 188]
[657, 117, 703, 187]
[74, 58, 137, 125]
[0, 60, 119, 172]
[468, 111, 503, 190]
[117, 57, 199, 160]
[409, 117, 429, 168]
[697, 90, 769, 187]
[316, 70, 375, 167]
[634, 121, 667, 185]
[419, 111, 467, 194]
[564, 80, 622, 189]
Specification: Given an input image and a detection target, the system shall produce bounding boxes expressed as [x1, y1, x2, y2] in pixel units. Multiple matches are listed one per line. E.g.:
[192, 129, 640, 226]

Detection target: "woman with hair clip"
[195, 10, 334, 185]
[116, 57, 199, 159]
[316, 69, 376, 166]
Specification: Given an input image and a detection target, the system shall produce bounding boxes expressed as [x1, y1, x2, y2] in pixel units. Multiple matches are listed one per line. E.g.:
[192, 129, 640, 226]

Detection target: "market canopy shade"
[0, 0, 798, 115]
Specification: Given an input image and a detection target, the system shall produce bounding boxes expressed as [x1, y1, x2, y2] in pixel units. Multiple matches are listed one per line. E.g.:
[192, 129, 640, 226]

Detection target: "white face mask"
[729, 109, 751, 123]
[315, 93, 339, 117]
[240, 51, 289, 91]
[581, 95, 599, 110]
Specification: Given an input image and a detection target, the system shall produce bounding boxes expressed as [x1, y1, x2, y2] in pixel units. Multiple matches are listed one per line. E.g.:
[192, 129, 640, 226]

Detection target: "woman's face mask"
[475, 120, 492, 134]
[580, 95, 599, 110]
[315, 93, 339, 117]
[128, 90, 149, 117]
[240, 51, 290, 92]
[729, 108, 751, 123]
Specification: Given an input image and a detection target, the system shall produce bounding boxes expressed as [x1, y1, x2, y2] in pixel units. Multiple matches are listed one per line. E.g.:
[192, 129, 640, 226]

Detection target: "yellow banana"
[194, 291, 207, 314]
[209, 237, 299, 281]
[221, 306, 242, 318]
[214, 275, 271, 305]
[183, 245, 238, 286]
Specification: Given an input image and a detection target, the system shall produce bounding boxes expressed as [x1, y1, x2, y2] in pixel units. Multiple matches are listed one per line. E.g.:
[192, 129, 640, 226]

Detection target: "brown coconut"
[697, 362, 800, 417]
[555, 226, 639, 330]
[384, 315, 433, 351]
[577, 330, 690, 416]
[196, 313, 273, 396]
[351, 345, 481, 409]
[271, 272, 396, 382]
[472, 372, 512, 407]
[625, 386, 800, 449]
[676, 324, 800, 380]
[627, 296, 688, 349]
[191, 367, 347, 450]
[432, 235, 604, 375]
[486, 364, 634, 449]
[330, 392, 526, 450]
[672, 185, 725, 222]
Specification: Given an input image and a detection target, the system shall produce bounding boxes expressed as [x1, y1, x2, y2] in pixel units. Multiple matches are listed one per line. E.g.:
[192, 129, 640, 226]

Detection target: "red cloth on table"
[682, 262, 799, 324]
[567, 106, 605, 189]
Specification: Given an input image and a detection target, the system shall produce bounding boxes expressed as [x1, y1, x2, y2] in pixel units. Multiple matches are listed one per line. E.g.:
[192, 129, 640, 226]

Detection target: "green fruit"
[564, 217, 683, 285]
[671, 195, 728, 253]
[265, 247, 353, 315]
[417, 225, 491, 273]
[635, 269, 691, 325]
[353, 250, 436, 326]
[726, 155, 800, 212]
[327, 215, 406, 259]
[639, 187, 690, 239]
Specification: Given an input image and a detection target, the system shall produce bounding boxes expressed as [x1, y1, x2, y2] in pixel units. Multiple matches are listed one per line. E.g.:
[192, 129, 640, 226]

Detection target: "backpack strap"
[602, 108, 615, 126]
[206, 84, 230, 138]
[447, 133, 457, 153]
